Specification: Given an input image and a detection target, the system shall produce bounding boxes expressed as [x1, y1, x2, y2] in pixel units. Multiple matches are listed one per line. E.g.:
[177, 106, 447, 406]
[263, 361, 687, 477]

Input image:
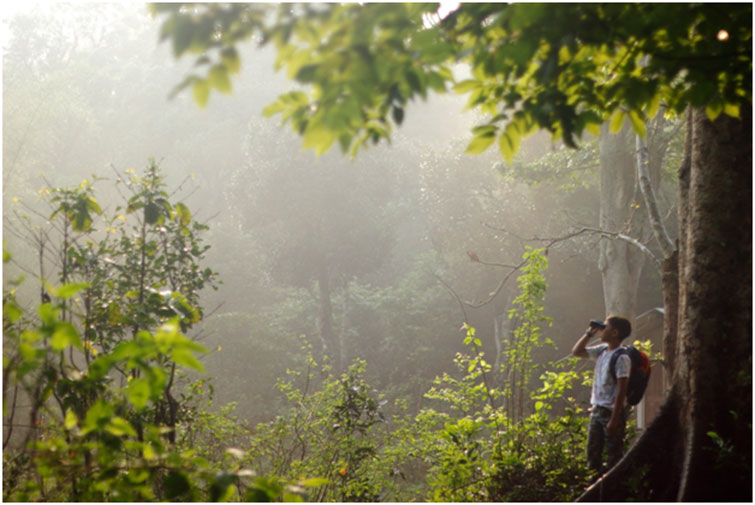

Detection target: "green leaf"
[143, 443, 157, 460]
[466, 132, 496, 155]
[454, 79, 480, 94]
[110, 340, 148, 362]
[4, 300, 22, 324]
[172, 16, 195, 57]
[85, 197, 102, 215]
[51, 322, 82, 351]
[87, 355, 114, 381]
[705, 99, 724, 122]
[300, 478, 330, 488]
[165, 470, 192, 500]
[209, 472, 236, 502]
[499, 123, 521, 163]
[609, 110, 626, 133]
[38, 301, 58, 325]
[262, 98, 287, 117]
[467, 359, 478, 373]
[171, 349, 205, 373]
[127, 378, 152, 409]
[302, 124, 337, 156]
[107, 416, 138, 437]
[57, 282, 89, 299]
[173, 202, 192, 226]
[723, 102, 741, 118]
[646, 92, 662, 119]
[392, 105, 404, 126]
[221, 47, 241, 74]
[628, 109, 646, 137]
[585, 120, 601, 136]
[64, 409, 79, 430]
[193, 78, 210, 108]
[209, 64, 232, 94]
[426, 71, 448, 92]
[295, 64, 319, 83]
[144, 202, 162, 225]
[83, 400, 114, 435]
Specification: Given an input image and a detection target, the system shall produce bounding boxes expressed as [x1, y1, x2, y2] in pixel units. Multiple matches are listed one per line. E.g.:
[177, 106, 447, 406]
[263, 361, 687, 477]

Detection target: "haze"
[3, 3, 669, 428]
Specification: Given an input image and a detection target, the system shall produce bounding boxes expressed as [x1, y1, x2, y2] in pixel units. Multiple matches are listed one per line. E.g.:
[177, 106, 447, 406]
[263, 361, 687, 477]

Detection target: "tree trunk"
[317, 262, 340, 373]
[598, 123, 648, 317]
[674, 106, 752, 500]
[580, 107, 752, 501]
[338, 279, 349, 372]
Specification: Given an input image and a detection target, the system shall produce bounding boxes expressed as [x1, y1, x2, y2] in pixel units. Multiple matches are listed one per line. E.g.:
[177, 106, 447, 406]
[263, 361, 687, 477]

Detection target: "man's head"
[601, 315, 632, 344]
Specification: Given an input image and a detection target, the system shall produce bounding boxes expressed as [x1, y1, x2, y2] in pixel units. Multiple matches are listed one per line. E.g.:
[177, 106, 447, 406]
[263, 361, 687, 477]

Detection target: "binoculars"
[589, 319, 607, 329]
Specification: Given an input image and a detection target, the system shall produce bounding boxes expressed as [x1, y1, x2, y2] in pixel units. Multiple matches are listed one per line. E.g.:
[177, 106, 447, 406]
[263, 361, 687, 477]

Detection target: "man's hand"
[607, 377, 629, 436]
[606, 415, 621, 436]
[571, 326, 598, 358]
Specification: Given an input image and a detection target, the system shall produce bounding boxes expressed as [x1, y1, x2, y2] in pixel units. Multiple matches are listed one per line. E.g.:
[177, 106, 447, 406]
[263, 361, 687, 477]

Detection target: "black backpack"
[607, 345, 652, 405]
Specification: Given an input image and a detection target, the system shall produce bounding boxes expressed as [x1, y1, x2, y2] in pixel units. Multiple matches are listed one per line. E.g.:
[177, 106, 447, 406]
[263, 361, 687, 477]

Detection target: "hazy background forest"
[3, 3, 686, 501]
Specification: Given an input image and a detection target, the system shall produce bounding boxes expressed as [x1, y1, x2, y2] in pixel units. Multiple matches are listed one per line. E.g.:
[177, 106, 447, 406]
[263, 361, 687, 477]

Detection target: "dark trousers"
[586, 405, 626, 474]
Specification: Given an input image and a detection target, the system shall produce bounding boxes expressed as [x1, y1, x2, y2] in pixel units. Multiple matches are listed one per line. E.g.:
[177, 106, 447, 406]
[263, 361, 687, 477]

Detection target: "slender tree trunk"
[580, 107, 752, 501]
[338, 280, 349, 371]
[317, 262, 339, 372]
[598, 123, 648, 318]
[636, 130, 675, 257]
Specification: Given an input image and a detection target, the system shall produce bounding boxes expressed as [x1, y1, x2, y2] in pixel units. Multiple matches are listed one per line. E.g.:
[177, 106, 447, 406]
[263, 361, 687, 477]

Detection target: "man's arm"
[607, 376, 629, 435]
[571, 327, 597, 358]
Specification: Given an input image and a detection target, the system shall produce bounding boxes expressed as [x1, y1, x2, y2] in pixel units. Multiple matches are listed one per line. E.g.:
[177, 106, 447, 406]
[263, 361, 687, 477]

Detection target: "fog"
[3, 4, 670, 426]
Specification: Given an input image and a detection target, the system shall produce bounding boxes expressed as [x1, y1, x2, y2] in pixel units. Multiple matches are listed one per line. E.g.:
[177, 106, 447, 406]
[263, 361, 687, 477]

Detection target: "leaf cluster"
[155, 3, 751, 159]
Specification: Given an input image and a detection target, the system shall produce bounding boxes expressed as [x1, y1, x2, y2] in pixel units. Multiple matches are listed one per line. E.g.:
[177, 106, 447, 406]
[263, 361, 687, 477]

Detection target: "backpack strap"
[608, 346, 628, 381]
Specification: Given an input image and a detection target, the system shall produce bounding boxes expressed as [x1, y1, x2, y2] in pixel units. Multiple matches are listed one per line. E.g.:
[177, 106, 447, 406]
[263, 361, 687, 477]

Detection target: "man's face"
[599, 321, 616, 342]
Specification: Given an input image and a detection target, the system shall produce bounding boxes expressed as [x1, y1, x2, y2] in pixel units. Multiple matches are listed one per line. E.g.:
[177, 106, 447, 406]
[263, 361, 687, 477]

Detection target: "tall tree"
[235, 120, 397, 372]
[155, 3, 752, 499]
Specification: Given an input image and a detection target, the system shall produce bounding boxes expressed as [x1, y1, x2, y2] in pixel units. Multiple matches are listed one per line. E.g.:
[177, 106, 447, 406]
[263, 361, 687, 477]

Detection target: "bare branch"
[529, 226, 661, 271]
[636, 133, 676, 257]
[431, 271, 470, 322]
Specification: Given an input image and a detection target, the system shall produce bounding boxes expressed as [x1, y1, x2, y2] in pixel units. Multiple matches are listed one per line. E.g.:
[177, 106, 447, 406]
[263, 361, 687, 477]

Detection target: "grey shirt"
[587, 344, 630, 409]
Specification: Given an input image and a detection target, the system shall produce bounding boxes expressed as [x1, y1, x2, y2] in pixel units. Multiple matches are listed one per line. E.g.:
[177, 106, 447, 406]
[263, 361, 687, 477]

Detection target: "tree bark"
[674, 106, 752, 501]
[580, 107, 752, 501]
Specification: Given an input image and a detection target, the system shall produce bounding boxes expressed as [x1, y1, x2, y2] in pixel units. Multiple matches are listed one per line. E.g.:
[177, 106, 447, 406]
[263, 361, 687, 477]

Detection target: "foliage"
[502, 247, 553, 423]
[244, 341, 390, 502]
[392, 248, 593, 501]
[2, 299, 317, 501]
[154, 3, 751, 158]
[412, 334, 591, 502]
[1, 165, 257, 501]
[4, 218, 605, 502]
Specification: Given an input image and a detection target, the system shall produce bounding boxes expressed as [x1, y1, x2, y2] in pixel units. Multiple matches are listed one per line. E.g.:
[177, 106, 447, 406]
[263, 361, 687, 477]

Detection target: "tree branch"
[524, 226, 662, 271]
[636, 132, 676, 258]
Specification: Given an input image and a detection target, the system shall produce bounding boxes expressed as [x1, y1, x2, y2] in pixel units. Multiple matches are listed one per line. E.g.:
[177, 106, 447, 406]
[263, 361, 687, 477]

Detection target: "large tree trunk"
[580, 108, 752, 501]
[674, 106, 752, 500]
[598, 123, 648, 317]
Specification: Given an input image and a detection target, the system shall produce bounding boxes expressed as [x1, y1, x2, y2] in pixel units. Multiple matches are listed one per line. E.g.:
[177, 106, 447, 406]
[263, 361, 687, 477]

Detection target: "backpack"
[607, 345, 652, 406]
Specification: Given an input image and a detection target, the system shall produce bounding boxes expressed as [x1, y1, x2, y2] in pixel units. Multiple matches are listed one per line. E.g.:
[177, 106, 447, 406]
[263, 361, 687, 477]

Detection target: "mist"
[2, 2, 672, 419]
[2, 4, 683, 500]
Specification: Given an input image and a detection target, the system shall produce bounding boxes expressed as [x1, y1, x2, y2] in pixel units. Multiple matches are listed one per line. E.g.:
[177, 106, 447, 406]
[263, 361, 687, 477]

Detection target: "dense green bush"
[2, 165, 319, 501]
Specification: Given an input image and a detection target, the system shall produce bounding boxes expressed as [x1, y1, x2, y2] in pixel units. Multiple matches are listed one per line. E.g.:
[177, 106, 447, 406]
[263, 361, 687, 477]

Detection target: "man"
[572, 315, 632, 476]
